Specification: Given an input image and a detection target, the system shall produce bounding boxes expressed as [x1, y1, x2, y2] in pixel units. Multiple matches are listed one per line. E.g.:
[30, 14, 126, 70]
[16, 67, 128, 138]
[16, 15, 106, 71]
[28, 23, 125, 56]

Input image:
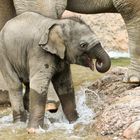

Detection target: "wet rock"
[123, 121, 140, 139]
[74, 123, 93, 137]
[86, 67, 140, 139]
[97, 94, 140, 137]
[86, 67, 138, 114]
[45, 100, 60, 113]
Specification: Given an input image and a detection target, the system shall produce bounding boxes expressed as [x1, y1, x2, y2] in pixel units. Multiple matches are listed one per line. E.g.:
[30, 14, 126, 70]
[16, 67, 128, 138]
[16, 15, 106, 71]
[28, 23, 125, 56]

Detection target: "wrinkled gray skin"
[0, 0, 140, 83]
[0, 12, 110, 131]
[0, 0, 67, 31]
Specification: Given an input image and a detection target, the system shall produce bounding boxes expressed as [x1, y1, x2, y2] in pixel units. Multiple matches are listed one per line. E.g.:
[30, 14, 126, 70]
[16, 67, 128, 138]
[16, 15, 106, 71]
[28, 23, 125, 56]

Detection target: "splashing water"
[45, 87, 95, 134]
[0, 87, 95, 135]
[108, 51, 129, 58]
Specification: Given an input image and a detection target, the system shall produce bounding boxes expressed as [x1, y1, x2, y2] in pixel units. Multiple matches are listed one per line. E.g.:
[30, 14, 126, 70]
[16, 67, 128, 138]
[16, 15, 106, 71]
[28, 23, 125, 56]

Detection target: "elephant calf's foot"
[65, 110, 79, 123]
[123, 68, 140, 83]
[23, 99, 29, 112]
[27, 127, 46, 134]
[27, 128, 36, 134]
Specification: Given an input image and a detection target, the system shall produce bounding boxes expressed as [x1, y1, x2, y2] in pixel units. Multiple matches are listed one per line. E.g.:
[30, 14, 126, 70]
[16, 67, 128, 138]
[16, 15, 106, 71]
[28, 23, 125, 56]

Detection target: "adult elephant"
[0, 0, 67, 30]
[66, 0, 140, 83]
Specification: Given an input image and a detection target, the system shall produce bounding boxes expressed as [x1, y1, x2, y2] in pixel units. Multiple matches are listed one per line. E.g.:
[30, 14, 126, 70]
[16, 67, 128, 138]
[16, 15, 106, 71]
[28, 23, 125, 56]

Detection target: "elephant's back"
[10, 12, 52, 28]
[0, 0, 16, 31]
[2, 12, 45, 37]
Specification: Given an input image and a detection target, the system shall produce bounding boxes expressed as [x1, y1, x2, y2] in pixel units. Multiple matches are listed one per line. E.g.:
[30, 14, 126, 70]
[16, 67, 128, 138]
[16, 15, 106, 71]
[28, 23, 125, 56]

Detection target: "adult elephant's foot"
[123, 67, 140, 83]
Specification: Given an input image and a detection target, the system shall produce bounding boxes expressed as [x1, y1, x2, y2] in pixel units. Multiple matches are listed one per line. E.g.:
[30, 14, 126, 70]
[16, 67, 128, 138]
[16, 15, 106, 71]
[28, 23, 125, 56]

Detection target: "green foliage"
[111, 58, 130, 67]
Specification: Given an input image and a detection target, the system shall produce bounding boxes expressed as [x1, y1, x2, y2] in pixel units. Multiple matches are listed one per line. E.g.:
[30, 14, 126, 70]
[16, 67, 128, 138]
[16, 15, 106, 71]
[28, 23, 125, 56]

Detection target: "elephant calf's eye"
[80, 42, 88, 50]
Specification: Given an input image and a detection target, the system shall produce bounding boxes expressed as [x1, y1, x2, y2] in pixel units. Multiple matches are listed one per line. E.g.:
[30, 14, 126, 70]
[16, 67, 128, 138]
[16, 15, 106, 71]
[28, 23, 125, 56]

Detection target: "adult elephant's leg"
[113, 0, 140, 83]
[0, 0, 16, 30]
[52, 65, 78, 123]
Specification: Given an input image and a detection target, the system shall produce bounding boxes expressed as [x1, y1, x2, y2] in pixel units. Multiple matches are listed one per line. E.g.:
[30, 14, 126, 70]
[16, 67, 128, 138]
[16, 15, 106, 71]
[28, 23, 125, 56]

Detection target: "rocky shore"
[86, 67, 140, 139]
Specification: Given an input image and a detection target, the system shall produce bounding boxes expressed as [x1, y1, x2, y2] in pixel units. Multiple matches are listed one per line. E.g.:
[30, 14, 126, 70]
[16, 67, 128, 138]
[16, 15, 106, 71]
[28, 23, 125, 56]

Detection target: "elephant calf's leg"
[9, 84, 27, 123]
[28, 89, 47, 131]
[58, 93, 78, 123]
[0, 64, 27, 122]
[113, 0, 140, 83]
[23, 82, 30, 112]
[27, 65, 53, 133]
[52, 65, 78, 123]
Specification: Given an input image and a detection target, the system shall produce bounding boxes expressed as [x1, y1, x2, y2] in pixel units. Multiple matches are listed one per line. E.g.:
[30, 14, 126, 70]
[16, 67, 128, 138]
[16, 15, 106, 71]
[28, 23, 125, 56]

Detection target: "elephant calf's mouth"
[86, 56, 94, 71]
[78, 54, 94, 71]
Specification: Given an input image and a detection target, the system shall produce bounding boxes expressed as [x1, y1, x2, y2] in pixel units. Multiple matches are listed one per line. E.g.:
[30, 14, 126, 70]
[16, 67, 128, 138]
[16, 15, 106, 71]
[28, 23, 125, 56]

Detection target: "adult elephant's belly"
[0, 0, 16, 30]
[66, 0, 118, 14]
[13, 0, 67, 19]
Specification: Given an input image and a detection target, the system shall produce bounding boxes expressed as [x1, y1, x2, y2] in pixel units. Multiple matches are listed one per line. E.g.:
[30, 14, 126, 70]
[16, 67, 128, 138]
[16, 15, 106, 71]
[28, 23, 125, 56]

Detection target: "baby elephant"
[0, 12, 110, 133]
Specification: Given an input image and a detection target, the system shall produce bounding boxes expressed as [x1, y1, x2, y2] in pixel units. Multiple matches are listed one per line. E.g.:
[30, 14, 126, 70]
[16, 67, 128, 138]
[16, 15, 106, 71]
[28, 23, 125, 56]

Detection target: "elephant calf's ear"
[39, 24, 56, 45]
[39, 32, 49, 45]
[39, 25, 65, 59]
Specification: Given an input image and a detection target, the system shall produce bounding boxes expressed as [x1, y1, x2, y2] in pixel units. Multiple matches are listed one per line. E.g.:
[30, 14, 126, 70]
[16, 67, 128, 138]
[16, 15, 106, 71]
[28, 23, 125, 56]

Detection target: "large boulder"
[86, 67, 140, 139]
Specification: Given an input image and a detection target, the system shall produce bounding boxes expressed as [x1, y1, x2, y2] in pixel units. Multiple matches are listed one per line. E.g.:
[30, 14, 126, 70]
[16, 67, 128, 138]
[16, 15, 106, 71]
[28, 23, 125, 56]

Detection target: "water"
[108, 51, 129, 58]
[0, 87, 109, 140]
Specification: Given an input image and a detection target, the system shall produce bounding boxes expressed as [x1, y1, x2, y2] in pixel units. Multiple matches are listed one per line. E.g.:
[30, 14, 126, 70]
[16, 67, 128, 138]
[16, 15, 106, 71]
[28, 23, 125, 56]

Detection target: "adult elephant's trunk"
[88, 43, 111, 73]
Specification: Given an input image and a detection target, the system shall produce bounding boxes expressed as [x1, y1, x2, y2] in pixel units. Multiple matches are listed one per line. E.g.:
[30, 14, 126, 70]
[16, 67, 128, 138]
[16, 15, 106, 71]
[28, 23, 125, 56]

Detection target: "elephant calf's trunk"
[89, 43, 111, 73]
